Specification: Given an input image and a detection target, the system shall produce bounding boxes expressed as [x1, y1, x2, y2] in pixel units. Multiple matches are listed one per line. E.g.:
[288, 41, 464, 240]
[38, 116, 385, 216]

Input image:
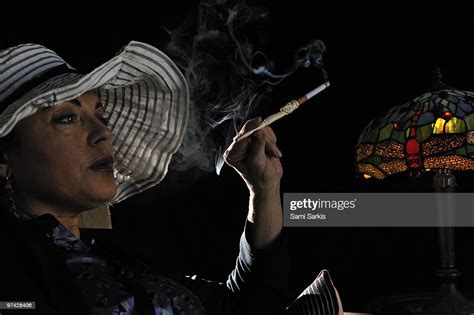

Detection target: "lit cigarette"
[236, 81, 331, 141]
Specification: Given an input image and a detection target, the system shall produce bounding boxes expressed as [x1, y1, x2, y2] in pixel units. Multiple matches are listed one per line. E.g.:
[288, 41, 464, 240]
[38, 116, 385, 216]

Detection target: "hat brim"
[0, 41, 189, 204]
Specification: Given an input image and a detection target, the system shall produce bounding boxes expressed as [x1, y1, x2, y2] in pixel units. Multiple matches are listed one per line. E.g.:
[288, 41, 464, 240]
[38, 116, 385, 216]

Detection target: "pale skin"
[6, 91, 284, 249]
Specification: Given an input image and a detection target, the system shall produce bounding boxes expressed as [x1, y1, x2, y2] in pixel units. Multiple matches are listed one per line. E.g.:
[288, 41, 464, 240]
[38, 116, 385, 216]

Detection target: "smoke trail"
[164, 0, 327, 175]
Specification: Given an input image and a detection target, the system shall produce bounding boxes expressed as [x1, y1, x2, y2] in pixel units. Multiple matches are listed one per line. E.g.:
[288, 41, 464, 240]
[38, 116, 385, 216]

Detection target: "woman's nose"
[87, 117, 112, 146]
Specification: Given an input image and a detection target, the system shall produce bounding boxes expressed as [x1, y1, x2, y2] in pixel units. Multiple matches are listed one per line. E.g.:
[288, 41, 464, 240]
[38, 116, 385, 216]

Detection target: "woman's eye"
[55, 113, 78, 124]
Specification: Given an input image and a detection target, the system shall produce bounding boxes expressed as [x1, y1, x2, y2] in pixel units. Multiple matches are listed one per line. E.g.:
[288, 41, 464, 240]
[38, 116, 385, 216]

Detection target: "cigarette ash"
[163, 0, 327, 176]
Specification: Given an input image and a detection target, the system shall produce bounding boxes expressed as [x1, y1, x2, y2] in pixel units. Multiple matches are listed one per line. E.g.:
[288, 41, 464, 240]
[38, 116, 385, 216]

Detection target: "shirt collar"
[16, 213, 95, 251]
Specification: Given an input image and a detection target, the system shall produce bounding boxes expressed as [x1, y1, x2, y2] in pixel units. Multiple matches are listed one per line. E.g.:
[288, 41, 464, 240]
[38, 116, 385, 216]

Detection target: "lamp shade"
[356, 88, 474, 179]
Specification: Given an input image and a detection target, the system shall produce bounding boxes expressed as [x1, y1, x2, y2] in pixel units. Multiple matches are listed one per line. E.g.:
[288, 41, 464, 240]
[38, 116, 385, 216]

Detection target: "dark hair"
[0, 130, 16, 164]
[0, 130, 18, 223]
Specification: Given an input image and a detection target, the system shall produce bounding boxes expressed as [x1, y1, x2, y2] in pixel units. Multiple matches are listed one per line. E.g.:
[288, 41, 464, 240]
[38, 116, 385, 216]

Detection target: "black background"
[3, 1, 474, 312]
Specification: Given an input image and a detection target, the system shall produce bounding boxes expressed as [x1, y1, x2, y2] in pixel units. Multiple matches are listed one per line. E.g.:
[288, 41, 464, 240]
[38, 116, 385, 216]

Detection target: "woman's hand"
[224, 117, 284, 248]
[224, 117, 283, 194]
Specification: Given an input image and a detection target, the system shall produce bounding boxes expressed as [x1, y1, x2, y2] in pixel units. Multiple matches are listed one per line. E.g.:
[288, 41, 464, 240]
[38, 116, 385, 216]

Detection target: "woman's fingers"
[234, 117, 262, 139]
[225, 117, 282, 165]
[225, 117, 262, 163]
[262, 126, 281, 158]
[263, 124, 277, 143]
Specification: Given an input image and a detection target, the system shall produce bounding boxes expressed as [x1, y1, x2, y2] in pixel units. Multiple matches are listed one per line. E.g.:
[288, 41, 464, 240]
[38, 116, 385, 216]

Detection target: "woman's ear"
[0, 153, 8, 178]
[0, 164, 7, 178]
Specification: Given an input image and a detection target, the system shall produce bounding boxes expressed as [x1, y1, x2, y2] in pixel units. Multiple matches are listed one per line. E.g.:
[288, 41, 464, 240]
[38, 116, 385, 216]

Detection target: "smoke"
[164, 0, 327, 175]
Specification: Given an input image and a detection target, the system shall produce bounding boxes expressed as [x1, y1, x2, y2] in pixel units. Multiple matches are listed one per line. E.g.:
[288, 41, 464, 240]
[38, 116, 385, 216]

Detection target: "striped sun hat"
[0, 41, 189, 204]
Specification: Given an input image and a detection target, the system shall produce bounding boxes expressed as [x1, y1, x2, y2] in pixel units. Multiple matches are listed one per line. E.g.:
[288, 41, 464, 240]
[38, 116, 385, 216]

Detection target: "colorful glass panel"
[458, 101, 472, 115]
[433, 118, 446, 134]
[391, 130, 406, 143]
[366, 156, 382, 165]
[416, 124, 433, 142]
[356, 144, 373, 161]
[378, 124, 393, 142]
[444, 117, 465, 133]
[379, 160, 407, 175]
[375, 141, 404, 158]
[468, 131, 474, 144]
[358, 163, 385, 180]
[422, 134, 465, 155]
[418, 112, 435, 125]
[456, 147, 467, 155]
[367, 128, 379, 142]
[465, 113, 474, 129]
[356, 89, 474, 179]
[424, 155, 474, 170]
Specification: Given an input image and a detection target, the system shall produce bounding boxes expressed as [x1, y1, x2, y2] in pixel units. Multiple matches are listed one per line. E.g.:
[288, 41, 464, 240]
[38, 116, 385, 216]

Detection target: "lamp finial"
[430, 66, 453, 91]
[433, 66, 443, 86]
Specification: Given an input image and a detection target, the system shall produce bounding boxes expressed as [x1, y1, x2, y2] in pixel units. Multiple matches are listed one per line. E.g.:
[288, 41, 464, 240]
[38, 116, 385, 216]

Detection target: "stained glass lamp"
[356, 68, 474, 315]
[356, 74, 474, 179]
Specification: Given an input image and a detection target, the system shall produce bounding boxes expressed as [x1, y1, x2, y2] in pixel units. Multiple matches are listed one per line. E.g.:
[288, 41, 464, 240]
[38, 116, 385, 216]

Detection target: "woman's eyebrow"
[41, 99, 81, 111]
[67, 99, 103, 110]
[69, 99, 82, 107]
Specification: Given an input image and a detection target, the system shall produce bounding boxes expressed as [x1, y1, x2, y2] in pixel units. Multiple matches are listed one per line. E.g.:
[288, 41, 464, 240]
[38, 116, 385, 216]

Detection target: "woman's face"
[7, 91, 117, 215]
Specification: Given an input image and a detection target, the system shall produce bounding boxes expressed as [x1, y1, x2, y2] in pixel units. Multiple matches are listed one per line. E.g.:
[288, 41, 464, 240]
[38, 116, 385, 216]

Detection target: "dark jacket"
[0, 212, 290, 315]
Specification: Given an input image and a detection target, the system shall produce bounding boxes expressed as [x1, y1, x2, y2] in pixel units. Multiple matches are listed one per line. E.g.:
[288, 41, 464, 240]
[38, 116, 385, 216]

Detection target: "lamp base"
[408, 282, 474, 315]
[369, 284, 474, 315]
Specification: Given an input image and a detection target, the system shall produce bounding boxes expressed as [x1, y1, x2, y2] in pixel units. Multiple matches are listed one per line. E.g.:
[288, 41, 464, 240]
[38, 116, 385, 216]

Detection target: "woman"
[0, 42, 340, 314]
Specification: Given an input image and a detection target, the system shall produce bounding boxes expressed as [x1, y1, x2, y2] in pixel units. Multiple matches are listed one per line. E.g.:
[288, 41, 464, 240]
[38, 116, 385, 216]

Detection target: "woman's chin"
[86, 181, 118, 204]
[100, 186, 118, 203]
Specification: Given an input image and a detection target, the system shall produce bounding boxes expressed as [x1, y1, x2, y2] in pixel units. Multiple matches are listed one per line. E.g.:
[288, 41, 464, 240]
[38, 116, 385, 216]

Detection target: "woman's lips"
[89, 156, 114, 173]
